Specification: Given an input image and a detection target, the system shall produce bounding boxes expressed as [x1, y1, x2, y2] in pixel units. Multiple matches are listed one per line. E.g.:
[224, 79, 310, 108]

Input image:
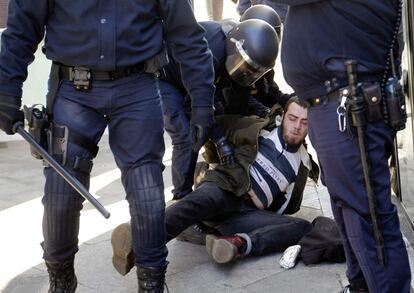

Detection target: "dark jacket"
[163, 21, 286, 117]
[279, 0, 399, 99]
[196, 108, 319, 214]
[163, 21, 226, 97]
[0, 0, 214, 108]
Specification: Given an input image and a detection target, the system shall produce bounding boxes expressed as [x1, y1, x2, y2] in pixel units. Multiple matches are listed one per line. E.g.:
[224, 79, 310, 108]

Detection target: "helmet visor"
[225, 38, 272, 87]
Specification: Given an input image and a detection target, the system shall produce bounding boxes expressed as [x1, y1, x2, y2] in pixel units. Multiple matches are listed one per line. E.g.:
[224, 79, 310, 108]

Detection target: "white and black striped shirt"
[248, 127, 310, 213]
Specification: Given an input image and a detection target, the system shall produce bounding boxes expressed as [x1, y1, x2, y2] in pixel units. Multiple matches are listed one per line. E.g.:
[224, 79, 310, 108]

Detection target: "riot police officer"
[240, 4, 282, 36]
[0, 0, 215, 292]
[161, 17, 282, 200]
[278, 0, 411, 292]
[240, 5, 294, 109]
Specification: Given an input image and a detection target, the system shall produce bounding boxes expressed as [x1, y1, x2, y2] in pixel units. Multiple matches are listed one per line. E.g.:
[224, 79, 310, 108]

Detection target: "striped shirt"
[248, 127, 310, 214]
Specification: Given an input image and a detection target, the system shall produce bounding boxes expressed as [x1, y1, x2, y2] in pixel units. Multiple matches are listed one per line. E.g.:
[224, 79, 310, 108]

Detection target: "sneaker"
[176, 223, 220, 245]
[111, 222, 135, 276]
[205, 234, 246, 264]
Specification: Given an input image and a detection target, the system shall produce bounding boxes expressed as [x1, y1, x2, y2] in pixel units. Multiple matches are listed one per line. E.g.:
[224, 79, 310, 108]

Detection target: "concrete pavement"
[1, 133, 349, 293]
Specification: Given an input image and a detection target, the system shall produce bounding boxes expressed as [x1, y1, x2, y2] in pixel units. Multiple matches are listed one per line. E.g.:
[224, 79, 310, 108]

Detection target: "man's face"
[282, 102, 308, 145]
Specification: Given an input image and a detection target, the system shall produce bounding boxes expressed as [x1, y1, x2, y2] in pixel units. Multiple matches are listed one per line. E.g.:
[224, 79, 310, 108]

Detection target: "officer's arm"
[158, 0, 215, 109]
[247, 96, 270, 118]
[254, 71, 294, 109]
[265, 81, 295, 109]
[0, 0, 48, 97]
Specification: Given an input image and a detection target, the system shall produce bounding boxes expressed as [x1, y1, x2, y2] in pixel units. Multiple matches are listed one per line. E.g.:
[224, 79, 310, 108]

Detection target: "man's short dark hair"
[284, 96, 310, 112]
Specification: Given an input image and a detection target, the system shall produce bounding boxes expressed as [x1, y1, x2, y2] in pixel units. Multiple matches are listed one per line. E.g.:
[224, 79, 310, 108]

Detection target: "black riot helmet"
[225, 19, 279, 87]
[240, 5, 282, 39]
[220, 18, 239, 35]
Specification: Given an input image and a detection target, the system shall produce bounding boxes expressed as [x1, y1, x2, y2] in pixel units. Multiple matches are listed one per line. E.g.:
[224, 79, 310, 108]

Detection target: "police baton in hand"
[12, 122, 110, 219]
[345, 60, 385, 266]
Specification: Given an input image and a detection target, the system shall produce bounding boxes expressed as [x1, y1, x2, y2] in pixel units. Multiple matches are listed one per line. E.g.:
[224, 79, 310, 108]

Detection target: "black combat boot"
[340, 285, 368, 293]
[340, 277, 369, 293]
[46, 258, 77, 293]
[137, 265, 168, 293]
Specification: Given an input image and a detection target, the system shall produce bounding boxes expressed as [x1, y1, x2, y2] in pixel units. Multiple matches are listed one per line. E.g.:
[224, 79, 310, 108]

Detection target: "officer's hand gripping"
[214, 136, 236, 166]
[190, 107, 214, 152]
[0, 95, 24, 135]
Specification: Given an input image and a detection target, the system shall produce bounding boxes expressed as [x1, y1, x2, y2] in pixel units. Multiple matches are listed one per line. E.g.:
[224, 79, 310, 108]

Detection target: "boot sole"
[176, 233, 205, 245]
[205, 235, 237, 264]
[111, 223, 134, 276]
[176, 227, 206, 245]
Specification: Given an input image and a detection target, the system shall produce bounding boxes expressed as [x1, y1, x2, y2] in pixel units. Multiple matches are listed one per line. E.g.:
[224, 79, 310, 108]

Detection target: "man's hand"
[0, 95, 24, 135]
[214, 136, 236, 166]
[190, 106, 215, 152]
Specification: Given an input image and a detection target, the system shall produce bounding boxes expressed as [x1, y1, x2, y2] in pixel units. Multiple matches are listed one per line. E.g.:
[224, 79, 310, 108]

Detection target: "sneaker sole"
[111, 223, 134, 276]
[205, 235, 237, 264]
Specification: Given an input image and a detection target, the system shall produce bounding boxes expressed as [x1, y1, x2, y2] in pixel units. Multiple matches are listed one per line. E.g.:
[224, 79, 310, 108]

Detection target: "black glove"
[0, 95, 24, 134]
[247, 96, 271, 118]
[256, 107, 271, 118]
[190, 106, 215, 152]
[254, 70, 295, 109]
[213, 136, 236, 166]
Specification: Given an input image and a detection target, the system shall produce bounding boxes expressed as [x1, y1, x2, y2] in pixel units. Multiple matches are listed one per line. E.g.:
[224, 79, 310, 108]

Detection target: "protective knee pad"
[123, 163, 166, 248]
[42, 167, 88, 262]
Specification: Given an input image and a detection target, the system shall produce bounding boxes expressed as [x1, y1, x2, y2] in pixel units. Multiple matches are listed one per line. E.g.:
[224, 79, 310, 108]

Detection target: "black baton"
[345, 60, 385, 266]
[12, 122, 110, 219]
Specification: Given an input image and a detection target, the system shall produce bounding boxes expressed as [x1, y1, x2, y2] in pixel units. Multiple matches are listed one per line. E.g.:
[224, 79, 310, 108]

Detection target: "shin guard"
[42, 167, 88, 262]
[123, 163, 168, 268]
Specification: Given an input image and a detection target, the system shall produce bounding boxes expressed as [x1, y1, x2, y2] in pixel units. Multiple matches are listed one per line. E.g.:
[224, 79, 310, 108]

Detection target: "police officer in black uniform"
[274, 0, 411, 292]
[240, 5, 294, 109]
[161, 13, 286, 200]
[0, 0, 215, 292]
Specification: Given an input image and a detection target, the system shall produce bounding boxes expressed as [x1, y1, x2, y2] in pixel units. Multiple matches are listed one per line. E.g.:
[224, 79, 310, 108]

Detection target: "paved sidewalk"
[3, 180, 351, 293]
[4, 179, 414, 293]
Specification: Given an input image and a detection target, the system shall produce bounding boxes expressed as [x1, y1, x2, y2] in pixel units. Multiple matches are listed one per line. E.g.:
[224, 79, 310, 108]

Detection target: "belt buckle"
[69, 67, 91, 90]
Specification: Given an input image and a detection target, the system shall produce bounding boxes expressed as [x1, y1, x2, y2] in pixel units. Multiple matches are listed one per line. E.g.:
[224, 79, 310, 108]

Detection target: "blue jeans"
[165, 182, 311, 256]
[41, 73, 168, 267]
[308, 101, 411, 293]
